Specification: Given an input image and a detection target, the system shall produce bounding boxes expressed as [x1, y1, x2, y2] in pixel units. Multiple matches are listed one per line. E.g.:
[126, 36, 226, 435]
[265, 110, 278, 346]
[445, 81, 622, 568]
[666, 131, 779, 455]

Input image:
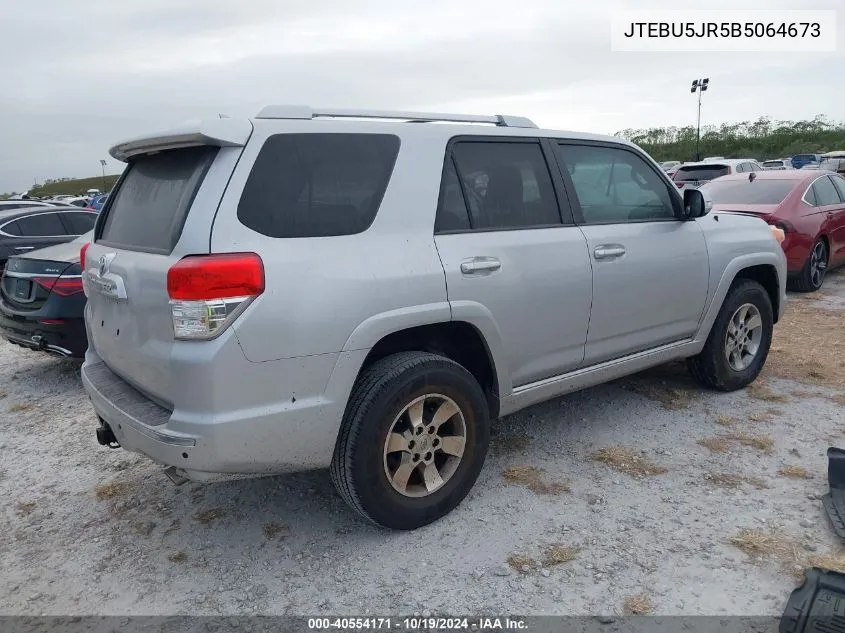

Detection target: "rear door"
[553, 141, 709, 365]
[433, 137, 592, 387]
[84, 144, 243, 406]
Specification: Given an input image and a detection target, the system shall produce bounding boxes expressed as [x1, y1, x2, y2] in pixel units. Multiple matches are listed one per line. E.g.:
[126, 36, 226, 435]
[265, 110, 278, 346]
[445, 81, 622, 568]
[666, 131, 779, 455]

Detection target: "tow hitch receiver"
[823, 447, 845, 539]
[95, 419, 120, 449]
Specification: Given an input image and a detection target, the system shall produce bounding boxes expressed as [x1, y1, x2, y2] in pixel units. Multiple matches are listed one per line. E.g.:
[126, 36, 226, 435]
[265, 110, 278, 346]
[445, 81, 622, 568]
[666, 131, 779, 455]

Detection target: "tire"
[330, 351, 490, 530]
[687, 279, 773, 391]
[788, 239, 828, 293]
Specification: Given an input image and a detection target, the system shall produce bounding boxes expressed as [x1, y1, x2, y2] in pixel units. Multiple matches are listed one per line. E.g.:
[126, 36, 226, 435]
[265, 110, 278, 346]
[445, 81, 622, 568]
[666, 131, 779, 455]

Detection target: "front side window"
[556, 144, 676, 223]
[238, 133, 400, 238]
[447, 141, 561, 230]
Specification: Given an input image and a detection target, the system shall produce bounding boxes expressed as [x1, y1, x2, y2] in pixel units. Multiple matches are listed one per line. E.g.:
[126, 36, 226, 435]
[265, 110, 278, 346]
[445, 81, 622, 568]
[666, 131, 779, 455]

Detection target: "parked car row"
[0, 106, 788, 530]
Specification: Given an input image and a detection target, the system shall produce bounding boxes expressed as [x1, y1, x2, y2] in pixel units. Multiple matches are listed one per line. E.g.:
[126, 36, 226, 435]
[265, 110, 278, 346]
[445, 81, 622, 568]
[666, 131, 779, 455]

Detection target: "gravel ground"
[1, 271, 844, 617]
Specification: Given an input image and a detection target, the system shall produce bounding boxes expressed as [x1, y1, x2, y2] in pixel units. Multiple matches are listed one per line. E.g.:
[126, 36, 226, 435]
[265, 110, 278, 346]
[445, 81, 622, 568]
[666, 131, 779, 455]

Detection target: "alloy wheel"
[383, 394, 466, 498]
[724, 303, 764, 371]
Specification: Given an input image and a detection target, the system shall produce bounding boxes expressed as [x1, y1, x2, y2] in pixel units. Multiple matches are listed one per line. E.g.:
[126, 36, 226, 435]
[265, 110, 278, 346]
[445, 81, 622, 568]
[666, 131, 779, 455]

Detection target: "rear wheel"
[687, 279, 773, 391]
[330, 352, 490, 530]
[789, 239, 827, 293]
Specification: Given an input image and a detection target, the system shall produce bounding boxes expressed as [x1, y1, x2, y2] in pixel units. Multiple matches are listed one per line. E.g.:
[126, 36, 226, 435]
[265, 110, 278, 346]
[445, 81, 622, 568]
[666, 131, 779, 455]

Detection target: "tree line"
[615, 115, 845, 162]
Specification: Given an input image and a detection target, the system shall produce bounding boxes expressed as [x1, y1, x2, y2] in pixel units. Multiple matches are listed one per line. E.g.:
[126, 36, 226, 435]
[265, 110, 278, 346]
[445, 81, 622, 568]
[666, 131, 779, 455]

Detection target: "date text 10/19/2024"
[308, 617, 528, 630]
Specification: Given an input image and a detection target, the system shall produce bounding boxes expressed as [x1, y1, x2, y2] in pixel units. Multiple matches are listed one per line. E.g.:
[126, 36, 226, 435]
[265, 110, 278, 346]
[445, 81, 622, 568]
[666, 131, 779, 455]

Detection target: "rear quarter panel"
[210, 120, 451, 363]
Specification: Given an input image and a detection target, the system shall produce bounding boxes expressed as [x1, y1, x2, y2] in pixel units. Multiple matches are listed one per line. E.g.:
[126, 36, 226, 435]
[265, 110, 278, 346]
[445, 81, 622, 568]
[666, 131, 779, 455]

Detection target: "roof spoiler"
[109, 119, 253, 162]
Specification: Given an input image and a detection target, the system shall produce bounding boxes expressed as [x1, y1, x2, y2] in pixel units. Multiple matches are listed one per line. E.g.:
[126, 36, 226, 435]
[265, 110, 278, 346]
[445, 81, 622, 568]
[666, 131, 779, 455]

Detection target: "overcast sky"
[1, 0, 842, 192]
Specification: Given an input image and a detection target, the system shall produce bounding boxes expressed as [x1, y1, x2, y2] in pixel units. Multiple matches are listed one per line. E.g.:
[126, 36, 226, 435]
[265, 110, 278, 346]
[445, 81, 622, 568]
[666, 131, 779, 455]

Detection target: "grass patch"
[779, 465, 811, 479]
[502, 466, 570, 495]
[591, 447, 667, 478]
[194, 508, 226, 524]
[726, 432, 775, 453]
[507, 554, 539, 573]
[167, 550, 187, 563]
[542, 545, 580, 567]
[765, 289, 845, 389]
[7, 402, 33, 413]
[729, 528, 801, 573]
[623, 594, 654, 615]
[807, 552, 845, 574]
[746, 381, 789, 403]
[697, 436, 732, 453]
[704, 472, 769, 489]
[698, 433, 774, 453]
[263, 522, 288, 539]
[94, 481, 132, 500]
[748, 411, 774, 423]
[715, 414, 738, 427]
[16, 501, 36, 517]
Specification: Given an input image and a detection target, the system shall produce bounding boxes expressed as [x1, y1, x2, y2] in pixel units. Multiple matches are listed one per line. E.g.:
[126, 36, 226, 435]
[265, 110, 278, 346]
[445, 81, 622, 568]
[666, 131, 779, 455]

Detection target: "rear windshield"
[673, 165, 730, 182]
[699, 179, 797, 205]
[237, 133, 400, 238]
[98, 146, 218, 253]
[762, 161, 783, 167]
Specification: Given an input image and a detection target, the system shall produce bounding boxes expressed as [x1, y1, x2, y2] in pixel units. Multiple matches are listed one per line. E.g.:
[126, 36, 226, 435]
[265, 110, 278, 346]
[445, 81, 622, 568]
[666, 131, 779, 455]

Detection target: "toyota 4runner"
[81, 106, 787, 530]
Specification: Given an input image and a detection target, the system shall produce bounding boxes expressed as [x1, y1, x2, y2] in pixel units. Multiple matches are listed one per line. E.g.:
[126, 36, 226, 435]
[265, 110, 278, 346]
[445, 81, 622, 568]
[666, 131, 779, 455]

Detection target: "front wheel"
[330, 352, 490, 530]
[687, 279, 774, 391]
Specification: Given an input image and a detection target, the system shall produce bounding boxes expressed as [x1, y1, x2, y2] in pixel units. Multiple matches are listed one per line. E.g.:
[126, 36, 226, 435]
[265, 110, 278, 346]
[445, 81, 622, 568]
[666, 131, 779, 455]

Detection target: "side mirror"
[682, 188, 712, 219]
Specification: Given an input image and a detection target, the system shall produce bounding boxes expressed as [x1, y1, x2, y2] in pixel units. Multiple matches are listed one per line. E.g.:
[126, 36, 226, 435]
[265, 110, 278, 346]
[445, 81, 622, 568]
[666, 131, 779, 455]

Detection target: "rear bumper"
[0, 309, 86, 357]
[81, 347, 366, 478]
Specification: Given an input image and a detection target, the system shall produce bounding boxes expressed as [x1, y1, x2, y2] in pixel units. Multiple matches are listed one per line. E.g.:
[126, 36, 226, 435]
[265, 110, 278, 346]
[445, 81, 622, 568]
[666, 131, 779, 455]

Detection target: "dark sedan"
[0, 206, 97, 273]
[0, 234, 90, 357]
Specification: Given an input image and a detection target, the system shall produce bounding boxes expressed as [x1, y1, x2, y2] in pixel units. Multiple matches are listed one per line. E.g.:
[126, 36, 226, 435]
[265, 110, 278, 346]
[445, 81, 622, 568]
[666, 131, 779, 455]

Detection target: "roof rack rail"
[254, 105, 537, 129]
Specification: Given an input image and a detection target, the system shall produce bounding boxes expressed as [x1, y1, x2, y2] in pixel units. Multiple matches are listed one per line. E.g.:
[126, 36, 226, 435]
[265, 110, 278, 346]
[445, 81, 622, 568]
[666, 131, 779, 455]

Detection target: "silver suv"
[81, 106, 787, 530]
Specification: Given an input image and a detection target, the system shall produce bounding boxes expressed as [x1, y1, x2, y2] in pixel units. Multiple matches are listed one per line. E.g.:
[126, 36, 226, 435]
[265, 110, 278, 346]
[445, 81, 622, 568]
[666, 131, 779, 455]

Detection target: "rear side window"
[446, 141, 561, 230]
[434, 158, 471, 232]
[238, 134, 400, 238]
[64, 211, 97, 235]
[98, 146, 218, 253]
[813, 176, 843, 206]
[673, 165, 731, 182]
[15, 212, 67, 236]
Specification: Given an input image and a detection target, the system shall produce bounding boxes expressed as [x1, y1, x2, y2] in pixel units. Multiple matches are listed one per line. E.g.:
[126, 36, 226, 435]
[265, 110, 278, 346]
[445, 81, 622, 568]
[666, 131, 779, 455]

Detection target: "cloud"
[1, 0, 842, 192]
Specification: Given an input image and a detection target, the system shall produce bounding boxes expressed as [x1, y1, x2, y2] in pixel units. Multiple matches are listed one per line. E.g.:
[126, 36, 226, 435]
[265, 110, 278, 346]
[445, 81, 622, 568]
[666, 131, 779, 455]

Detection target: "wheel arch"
[341, 305, 507, 419]
[695, 253, 784, 347]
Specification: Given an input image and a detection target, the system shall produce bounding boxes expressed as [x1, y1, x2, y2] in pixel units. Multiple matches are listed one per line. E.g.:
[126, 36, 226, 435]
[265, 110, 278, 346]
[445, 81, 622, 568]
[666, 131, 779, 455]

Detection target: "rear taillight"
[33, 276, 84, 296]
[167, 253, 264, 340]
[80, 242, 90, 269]
[676, 182, 684, 188]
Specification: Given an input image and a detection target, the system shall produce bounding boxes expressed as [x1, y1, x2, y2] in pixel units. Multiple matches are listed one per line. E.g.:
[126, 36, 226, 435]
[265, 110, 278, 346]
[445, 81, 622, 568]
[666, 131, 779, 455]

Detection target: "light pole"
[99, 159, 107, 192]
[690, 78, 709, 161]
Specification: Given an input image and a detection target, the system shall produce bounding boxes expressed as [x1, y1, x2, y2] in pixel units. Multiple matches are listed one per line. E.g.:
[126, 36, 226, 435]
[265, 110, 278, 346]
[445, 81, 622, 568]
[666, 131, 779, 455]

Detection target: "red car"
[700, 170, 845, 292]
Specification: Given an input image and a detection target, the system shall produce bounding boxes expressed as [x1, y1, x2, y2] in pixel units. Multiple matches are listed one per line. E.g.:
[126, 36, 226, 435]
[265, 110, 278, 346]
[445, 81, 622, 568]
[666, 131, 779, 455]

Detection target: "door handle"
[14, 246, 34, 251]
[593, 245, 626, 260]
[460, 257, 501, 275]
